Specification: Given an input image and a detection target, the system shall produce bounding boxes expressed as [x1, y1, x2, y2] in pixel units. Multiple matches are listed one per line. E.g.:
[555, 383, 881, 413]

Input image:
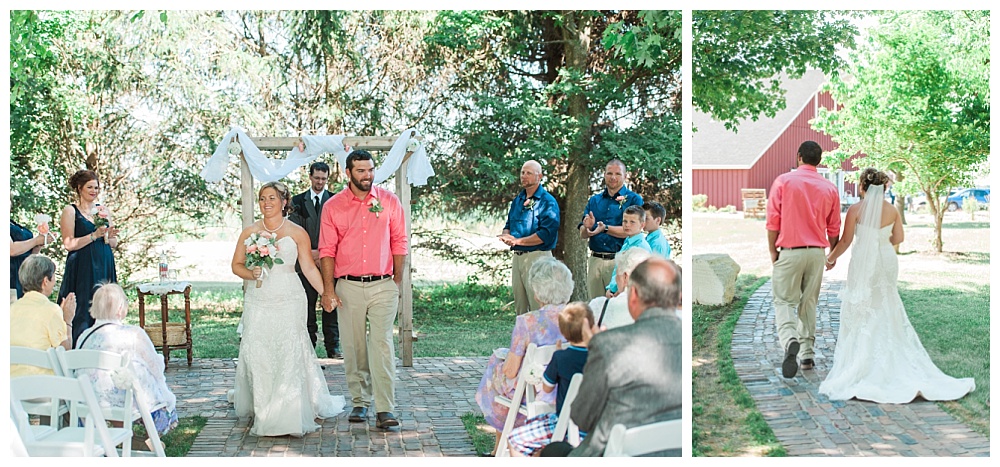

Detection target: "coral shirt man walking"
[766, 141, 841, 378]
[319, 150, 409, 429]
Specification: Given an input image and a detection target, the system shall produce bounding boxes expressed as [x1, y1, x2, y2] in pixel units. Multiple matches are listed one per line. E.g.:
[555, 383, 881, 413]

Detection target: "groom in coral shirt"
[319, 150, 408, 429]
[766, 141, 840, 379]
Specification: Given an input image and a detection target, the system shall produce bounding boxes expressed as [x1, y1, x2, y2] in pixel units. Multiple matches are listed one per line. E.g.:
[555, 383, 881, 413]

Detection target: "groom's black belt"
[341, 274, 392, 282]
[779, 246, 823, 250]
[591, 251, 616, 260]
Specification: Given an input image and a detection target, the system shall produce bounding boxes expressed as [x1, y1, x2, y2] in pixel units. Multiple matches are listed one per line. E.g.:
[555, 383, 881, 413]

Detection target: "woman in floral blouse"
[75, 283, 179, 439]
[475, 257, 572, 444]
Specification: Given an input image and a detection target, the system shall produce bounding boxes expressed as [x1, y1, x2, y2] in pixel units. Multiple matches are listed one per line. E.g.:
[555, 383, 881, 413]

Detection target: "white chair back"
[550, 372, 583, 446]
[493, 342, 558, 457]
[10, 375, 131, 457]
[55, 347, 166, 457]
[603, 419, 683, 457]
[10, 346, 68, 426]
[9, 399, 37, 456]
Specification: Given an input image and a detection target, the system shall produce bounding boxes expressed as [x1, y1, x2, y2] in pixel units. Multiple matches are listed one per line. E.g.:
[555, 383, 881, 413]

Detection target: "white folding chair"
[10, 375, 132, 457]
[493, 342, 558, 457]
[55, 347, 167, 457]
[10, 346, 69, 427]
[550, 372, 583, 446]
[603, 419, 683, 457]
[9, 400, 36, 456]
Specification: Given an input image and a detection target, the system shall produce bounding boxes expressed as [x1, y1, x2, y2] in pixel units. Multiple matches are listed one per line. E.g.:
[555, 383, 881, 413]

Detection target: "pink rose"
[259, 245, 269, 256]
[247, 244, 258, 254]
[615, 195, 625, 202]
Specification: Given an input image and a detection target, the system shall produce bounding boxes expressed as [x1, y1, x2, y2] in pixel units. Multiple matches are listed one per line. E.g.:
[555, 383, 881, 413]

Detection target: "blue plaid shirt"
[578, 186, 643, 253]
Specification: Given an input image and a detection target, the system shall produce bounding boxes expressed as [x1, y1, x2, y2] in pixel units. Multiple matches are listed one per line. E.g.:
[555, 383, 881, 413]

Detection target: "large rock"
[693, 254, 741, 306]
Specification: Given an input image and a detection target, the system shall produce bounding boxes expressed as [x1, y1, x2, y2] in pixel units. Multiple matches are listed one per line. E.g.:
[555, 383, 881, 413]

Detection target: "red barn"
[692, 70, 863, 211]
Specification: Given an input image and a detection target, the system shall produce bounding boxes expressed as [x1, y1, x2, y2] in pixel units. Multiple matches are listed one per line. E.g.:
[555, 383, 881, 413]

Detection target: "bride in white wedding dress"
[230, 181, 345, 436]
[819, 169, 974, 404]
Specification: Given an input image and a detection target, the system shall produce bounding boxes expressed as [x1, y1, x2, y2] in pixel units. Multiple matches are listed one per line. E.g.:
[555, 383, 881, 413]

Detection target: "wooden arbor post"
[235, 134, 417, 367]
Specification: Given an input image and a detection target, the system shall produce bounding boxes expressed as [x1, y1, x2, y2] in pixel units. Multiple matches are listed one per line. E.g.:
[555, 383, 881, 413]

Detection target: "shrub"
[693, 194, 708, 210]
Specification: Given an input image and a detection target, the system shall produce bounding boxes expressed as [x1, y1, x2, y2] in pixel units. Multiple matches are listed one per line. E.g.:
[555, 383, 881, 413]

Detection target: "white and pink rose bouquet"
[91, 205, 112, 242]
[244, 231, 284, 288]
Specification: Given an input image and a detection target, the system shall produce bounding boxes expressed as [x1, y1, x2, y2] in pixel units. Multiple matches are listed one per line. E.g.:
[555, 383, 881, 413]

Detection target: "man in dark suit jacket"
[288, 161, 341, 358]
[543, 257, 682, 457]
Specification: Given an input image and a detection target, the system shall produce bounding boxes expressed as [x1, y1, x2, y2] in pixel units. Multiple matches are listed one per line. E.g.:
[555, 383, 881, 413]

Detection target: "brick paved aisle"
[165, 357, 488, 457]
[732, 280, 989, 457]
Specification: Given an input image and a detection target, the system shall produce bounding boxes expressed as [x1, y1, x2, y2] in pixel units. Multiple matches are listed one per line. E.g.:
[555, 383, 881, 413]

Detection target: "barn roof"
[693, 69, 828, 169]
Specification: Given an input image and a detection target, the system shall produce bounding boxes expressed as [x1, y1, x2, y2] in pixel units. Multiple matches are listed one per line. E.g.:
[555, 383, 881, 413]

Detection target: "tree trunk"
[926, 190, 945, 253]
[560, 11, 594, 301]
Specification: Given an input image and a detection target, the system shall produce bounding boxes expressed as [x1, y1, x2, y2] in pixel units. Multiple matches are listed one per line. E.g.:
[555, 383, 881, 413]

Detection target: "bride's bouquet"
[244, 231, 284, 288]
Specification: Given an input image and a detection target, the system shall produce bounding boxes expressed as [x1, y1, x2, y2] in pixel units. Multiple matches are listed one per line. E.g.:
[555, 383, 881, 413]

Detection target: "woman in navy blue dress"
[58, 170, 120, 346]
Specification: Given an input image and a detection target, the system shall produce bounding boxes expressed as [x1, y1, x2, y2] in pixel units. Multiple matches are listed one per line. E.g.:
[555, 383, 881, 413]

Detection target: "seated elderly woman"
[75, 283, 179, 438]
[10, 254, 77, 376]
[588, 248, 656, 329]
[475, 257, 574, 441]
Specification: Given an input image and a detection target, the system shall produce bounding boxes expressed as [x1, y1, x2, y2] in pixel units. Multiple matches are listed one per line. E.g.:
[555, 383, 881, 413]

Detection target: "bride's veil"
[842, 181, 885, 306]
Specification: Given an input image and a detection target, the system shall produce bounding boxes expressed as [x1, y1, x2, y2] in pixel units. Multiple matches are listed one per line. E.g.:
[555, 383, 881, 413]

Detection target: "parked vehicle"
[946, 188, 990, 211]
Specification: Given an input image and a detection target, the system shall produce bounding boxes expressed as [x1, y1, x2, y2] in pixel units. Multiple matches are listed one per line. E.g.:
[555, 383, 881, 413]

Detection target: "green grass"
[692, 274, 785, 457]
[412, 280, 516, 357]
[461, 412, 498, 457]
[132, 416, 207, 457]
[899, 282, 990, 436]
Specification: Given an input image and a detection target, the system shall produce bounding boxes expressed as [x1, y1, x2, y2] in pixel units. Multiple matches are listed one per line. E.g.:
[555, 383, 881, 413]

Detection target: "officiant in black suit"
[289, 161, 341, 358]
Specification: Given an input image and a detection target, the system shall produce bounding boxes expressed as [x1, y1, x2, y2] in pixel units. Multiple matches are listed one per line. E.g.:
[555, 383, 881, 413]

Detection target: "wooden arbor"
[234, 135, 417, 367]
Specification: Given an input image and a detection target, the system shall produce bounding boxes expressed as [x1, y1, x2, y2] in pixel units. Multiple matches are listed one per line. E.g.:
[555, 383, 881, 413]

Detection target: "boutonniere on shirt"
[369, 197, 384, 218]
[523, 198, 536, 210]
[615, 195, 626, 208]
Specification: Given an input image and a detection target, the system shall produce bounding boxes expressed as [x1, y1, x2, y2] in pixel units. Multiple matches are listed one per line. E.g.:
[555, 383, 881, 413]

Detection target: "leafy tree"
[693, 10, 859, 130]
[9, 10, 271, 282]
[423, 10, 682, 299]
[813, 10, 990, 252]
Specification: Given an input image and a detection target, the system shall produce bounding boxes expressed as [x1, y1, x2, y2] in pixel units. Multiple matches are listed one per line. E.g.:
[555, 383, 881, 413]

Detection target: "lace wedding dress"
[819, 185, 974, 403]
[233, 235, 345, 436]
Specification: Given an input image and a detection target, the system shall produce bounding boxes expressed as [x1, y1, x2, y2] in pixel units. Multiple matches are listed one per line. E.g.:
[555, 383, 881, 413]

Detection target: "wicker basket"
[144, 322, 187, 347]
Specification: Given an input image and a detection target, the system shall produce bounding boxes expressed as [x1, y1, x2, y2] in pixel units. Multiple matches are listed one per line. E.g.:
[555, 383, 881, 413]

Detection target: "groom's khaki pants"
[336, 278, 398, 413]
[772, 247, 825, 360]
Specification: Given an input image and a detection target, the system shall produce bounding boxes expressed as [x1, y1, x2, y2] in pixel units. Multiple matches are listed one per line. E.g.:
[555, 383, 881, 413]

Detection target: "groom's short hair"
[798, 141, 823, 166]
[346, 150, 374, 171]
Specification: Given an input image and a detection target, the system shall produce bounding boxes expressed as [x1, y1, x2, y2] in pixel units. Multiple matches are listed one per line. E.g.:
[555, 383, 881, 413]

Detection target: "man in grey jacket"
[543, 256, 682, 457]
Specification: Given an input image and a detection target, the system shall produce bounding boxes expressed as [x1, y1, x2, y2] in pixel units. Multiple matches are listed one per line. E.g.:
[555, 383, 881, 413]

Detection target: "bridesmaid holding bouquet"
[58, 169, 120, 346]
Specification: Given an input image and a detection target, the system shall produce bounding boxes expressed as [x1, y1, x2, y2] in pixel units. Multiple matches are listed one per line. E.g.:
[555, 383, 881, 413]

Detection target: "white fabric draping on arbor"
[200, 127, 334, 183]
[201, 127, 434, 186]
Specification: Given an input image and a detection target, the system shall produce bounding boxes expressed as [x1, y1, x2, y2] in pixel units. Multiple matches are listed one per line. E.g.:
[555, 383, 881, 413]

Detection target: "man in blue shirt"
[500, 160, 561, 314]
[643, 201, 672, 258]
[578, 159, 643, 299]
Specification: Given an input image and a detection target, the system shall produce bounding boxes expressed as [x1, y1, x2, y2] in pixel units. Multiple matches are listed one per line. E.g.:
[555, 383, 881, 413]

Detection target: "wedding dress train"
[819, 186, 974, 404]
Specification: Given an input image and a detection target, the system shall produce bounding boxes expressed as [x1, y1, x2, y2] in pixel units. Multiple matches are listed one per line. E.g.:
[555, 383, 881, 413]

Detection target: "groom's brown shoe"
[782, 339, 800, 378]
[800, 359, 815, 371]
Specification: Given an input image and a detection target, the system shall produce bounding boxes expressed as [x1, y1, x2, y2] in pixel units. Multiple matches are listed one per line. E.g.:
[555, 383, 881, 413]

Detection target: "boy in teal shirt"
[643, 201, 672, 258]
[605, 206, 651, 297]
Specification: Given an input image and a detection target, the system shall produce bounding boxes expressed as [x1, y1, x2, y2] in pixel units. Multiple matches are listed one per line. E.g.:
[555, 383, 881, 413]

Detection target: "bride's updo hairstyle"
[859, 168, 890, 194]
[259, 181, 293, 216]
